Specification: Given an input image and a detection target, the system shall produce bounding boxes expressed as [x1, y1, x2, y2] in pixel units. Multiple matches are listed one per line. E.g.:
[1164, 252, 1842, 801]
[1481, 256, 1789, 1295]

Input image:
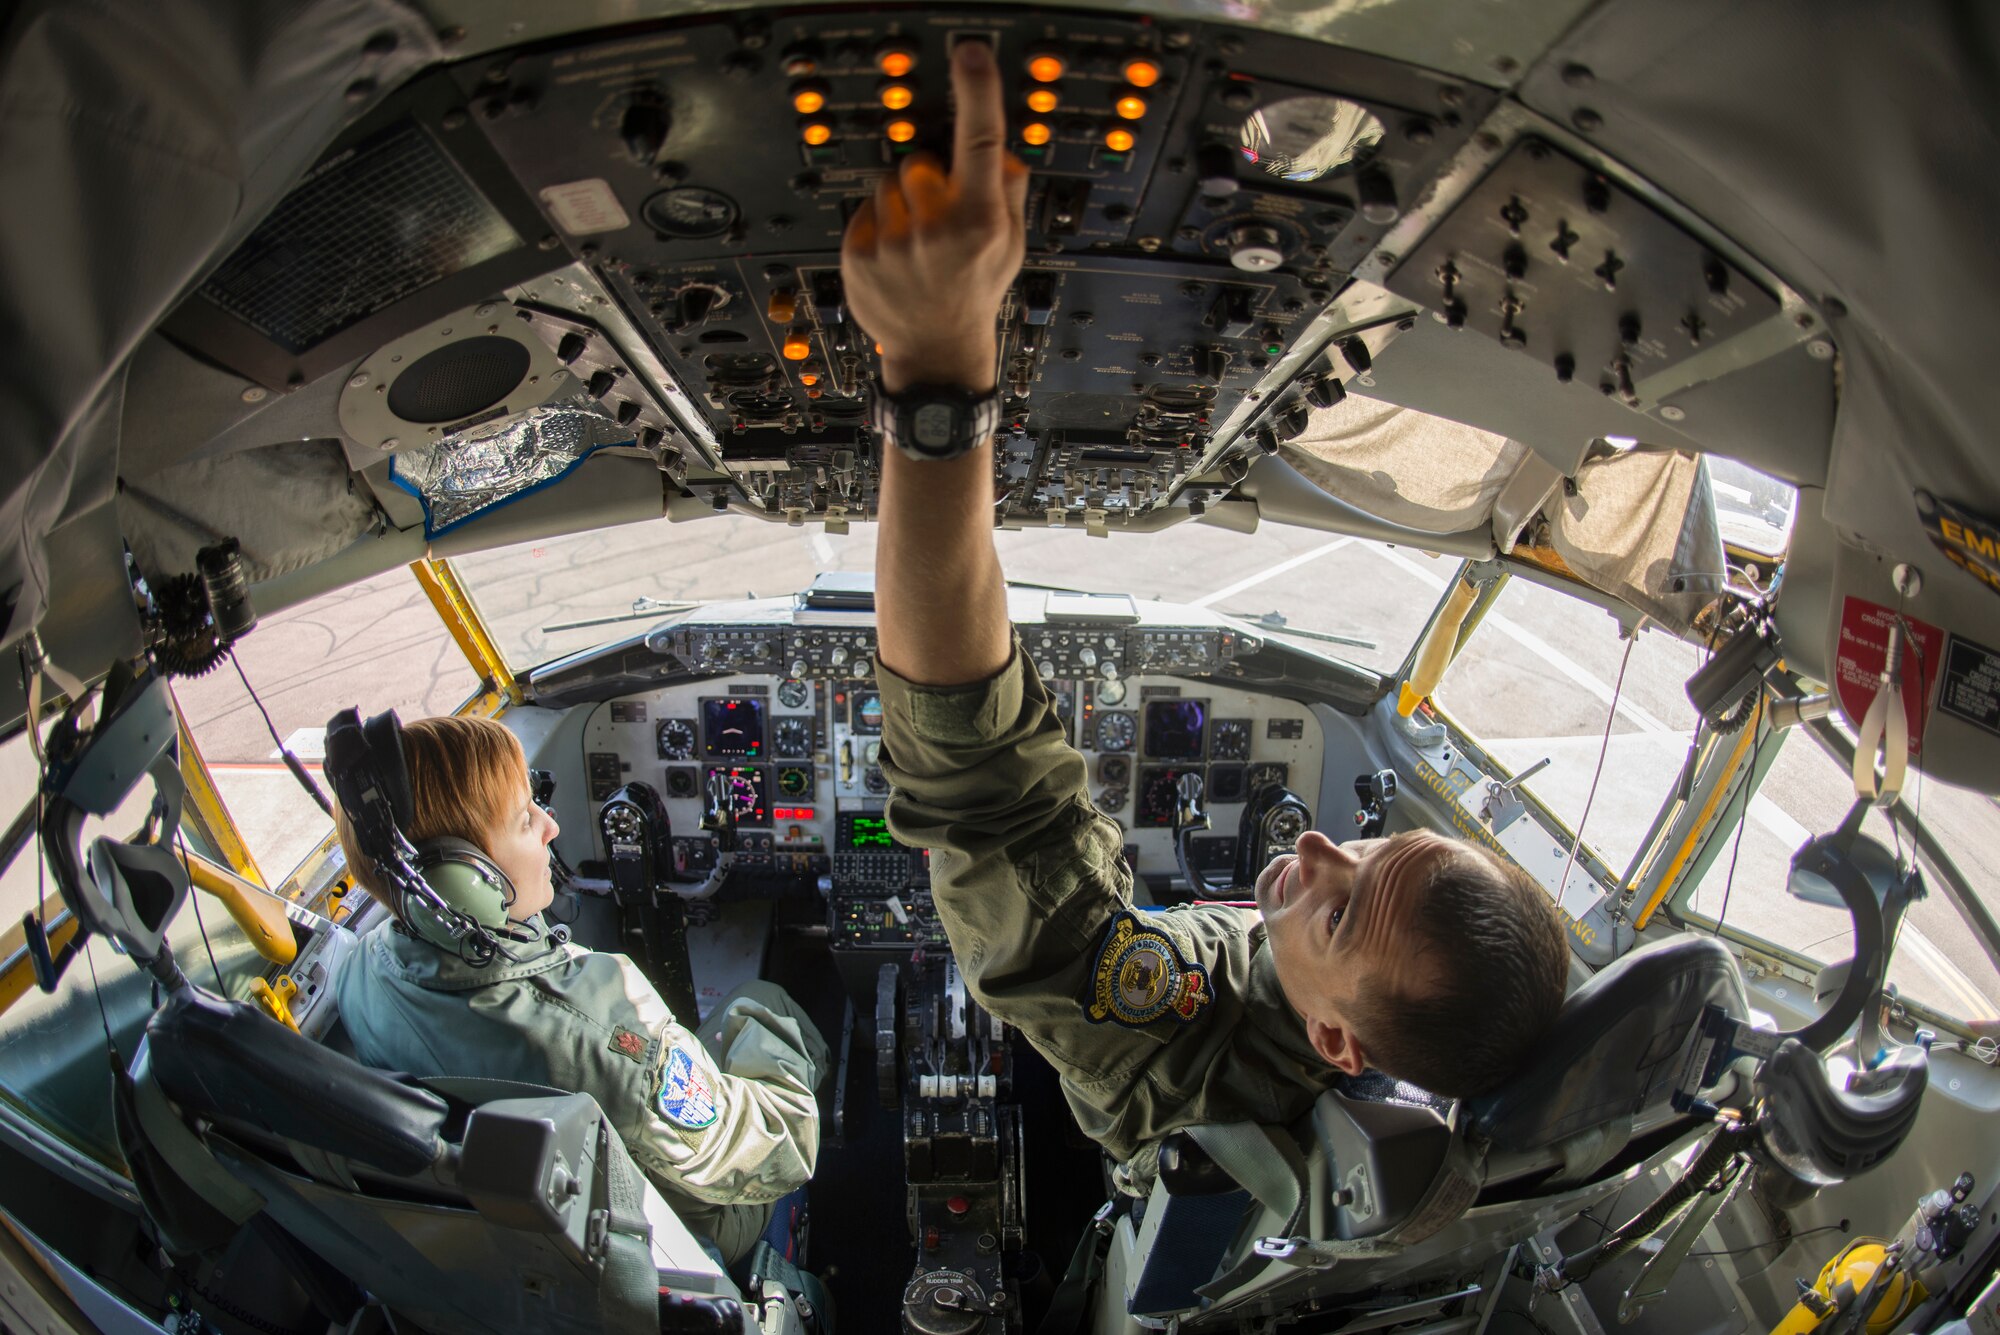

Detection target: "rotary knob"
[790, 658, 809, 678]
[1228, 222, 1285, 272]
[1100, 662, 1120, 682]
[1078, 646, 1098, 668]
[1038, 659, 1057, 679]
[829, 645, 849, 667]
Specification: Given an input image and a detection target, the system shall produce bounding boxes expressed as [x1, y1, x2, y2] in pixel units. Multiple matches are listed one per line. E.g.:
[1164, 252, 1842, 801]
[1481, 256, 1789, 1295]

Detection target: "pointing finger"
[899, 151, 950, 222]
[874, 170, 910, 243]
[841, 195, 878, 259]
[1002, 154, 1030, 228]
[949, 39, 1008, 211]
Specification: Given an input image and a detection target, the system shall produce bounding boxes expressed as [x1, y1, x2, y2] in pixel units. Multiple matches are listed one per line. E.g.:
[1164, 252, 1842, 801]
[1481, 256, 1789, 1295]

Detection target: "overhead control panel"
[383, 11, 1491, 525]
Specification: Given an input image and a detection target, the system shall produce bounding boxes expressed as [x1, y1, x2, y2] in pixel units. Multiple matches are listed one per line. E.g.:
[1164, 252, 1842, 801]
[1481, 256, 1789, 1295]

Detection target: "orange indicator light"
[880, 83, 914, 110]
[1115, 94, 1147, 120]
[1021, 122, 1052, 146]
[885, 118, 917, 143]
[801, 121, 833, 146]
[799, 372, 820, 386]
[1104, 127, 1135, 152]
[1026, 88, 1059, 113]
[792, 85, 827, 114]
[878, 48, 915, 78]
[1027, 54, 1064, 82]
[783, 334, 812, 360]
[1122, 58, 1161, 88]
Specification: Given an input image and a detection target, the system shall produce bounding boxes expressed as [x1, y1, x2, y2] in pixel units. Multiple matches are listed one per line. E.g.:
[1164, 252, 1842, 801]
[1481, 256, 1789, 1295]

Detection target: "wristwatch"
[872, 382, 1003, 461]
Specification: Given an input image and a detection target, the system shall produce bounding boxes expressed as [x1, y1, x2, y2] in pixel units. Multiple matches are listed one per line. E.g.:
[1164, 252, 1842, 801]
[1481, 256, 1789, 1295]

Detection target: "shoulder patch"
[608, 1025, 648, 1064]
[1087, 910, 1212, 1027]
[657, 1044, 719, 1130]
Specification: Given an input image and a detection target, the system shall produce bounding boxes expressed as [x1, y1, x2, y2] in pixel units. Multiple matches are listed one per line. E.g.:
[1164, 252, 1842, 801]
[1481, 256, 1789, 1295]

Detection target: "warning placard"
[1833, 597, 1943, 756]
[1937, 634, 2000, 739]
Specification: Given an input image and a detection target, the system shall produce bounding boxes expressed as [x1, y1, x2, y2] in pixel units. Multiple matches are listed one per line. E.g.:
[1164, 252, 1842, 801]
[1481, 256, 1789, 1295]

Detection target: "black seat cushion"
[1466, 935, 1746, 1153]
[147, 986, 449, 1178]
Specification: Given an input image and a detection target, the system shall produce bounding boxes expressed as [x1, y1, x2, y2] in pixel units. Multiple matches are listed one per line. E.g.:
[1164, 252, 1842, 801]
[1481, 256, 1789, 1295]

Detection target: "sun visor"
[1279, 397, 1528, 535]
[387, 405, 642, 539]
[120, 439, 379, 588]
[1547, 450, 1726, 636]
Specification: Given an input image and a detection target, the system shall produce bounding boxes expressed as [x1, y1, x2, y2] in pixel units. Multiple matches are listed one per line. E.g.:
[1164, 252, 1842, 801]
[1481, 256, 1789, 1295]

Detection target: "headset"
[322, 706, 548, 965]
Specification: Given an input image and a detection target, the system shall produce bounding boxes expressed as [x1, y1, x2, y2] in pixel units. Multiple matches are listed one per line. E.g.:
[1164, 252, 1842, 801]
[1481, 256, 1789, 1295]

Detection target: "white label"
[539, 179, 630, 235]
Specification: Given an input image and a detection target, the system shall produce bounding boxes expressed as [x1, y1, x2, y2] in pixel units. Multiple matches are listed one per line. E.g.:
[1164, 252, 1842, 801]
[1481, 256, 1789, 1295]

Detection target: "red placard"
[1833, 597, 1944, 756]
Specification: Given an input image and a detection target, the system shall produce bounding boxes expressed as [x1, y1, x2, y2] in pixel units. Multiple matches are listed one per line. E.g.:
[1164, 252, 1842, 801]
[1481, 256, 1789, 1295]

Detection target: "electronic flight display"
[1144, 699, 1208, 760]
[706, 765, 769, 826]
[702, 697, 766, 758]
[839, 812, 899, 851]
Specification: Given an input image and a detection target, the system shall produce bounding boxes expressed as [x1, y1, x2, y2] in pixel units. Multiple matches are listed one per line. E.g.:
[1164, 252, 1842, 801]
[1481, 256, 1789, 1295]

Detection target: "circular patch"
[1113, 939, 1176, 1021]
[1087, 911, 1213, 1028]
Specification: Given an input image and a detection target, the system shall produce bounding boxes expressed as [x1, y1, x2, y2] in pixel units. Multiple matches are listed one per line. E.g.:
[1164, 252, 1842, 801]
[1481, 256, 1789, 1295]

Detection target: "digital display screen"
[706, 766, 768, 825]
[702, 697, 765, 757]
[839, 813, 900, 850]
[1143, 699, 1208, 760]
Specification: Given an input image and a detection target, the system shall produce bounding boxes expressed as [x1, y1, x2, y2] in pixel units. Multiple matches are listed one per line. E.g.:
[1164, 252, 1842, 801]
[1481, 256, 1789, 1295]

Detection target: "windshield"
[1706, 455, 1796, 557]
[452, 516, 1444, 678]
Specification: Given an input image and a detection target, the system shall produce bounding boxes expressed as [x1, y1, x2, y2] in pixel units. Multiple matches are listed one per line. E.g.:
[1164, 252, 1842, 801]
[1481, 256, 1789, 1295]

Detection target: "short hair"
[331, 716, 528, 903]
[1347, 844, 1570, 1099]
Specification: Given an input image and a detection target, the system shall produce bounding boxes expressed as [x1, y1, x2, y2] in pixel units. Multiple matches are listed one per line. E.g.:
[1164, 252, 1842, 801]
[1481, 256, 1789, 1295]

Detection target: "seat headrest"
[146, 987, 449, 1178]
[1467, 935, 1746, 1153]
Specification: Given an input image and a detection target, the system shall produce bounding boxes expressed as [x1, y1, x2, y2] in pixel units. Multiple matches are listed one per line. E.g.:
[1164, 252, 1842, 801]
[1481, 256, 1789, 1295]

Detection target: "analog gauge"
[777, 679, 812, 709]
[1211, 719, 1252, 761]
[774, 717, 812, 758]
[1138, 766, 1196, 827]
[656, 718, 697, 760]
[1098, 754, 1130, 786]
[1098, 785, 1128, 812]
[777, 766, 813, 798]
[1264, 804, 1307, 845]
[1096, 677, 1128, 707]
[864, 740, 882, 766]
[1094, 711, 1138, 752]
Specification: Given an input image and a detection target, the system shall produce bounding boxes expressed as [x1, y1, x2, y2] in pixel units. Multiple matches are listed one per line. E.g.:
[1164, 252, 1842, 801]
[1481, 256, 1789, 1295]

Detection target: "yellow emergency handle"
[1397, 574, 1482, 717]
[250, 975, 300, 1031]
[1769, 1240, 1926, 1335]
[186, 852, 299, 967]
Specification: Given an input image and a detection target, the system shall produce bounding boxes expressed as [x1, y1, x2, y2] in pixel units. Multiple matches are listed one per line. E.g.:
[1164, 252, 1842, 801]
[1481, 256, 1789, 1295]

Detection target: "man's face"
[1253, 829, 1462, 1074]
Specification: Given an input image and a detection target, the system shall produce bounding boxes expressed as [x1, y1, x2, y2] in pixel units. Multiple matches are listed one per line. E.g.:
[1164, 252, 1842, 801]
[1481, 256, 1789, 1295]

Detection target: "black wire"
[1688, 1223, 1840, 1263]
[178, 835, 226, 992]
[81, 936, 121, 1065]
[1710, 697, 1764, 938]
[230, 650, 333, 815]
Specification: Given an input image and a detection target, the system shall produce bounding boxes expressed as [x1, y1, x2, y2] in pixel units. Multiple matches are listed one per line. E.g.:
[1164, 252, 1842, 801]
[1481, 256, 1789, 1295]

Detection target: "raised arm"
[840, 39, 1028, 686]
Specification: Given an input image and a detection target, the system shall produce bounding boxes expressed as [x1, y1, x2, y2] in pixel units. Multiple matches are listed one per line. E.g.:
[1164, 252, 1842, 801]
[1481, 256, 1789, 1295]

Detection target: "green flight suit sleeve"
[876, 640, 1334, 1165]
[562, 953, 826, 1213]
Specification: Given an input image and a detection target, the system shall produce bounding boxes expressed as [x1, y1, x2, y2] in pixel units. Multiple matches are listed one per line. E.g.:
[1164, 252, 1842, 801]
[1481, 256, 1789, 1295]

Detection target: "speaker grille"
[386, 336, 532, 424]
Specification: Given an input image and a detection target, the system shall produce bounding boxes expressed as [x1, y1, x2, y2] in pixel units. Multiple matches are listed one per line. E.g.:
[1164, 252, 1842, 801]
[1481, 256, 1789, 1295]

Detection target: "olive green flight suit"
[333, 919, 828, 1262]
[876, 642, 1340, 1173]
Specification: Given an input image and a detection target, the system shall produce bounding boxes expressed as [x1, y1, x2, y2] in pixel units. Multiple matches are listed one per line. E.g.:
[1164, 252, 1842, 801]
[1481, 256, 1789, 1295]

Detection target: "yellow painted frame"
[409, 557, 522, 705]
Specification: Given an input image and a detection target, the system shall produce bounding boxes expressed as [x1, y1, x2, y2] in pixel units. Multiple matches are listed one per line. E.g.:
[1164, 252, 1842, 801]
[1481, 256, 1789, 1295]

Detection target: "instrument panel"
[574, 616, 1320, 910]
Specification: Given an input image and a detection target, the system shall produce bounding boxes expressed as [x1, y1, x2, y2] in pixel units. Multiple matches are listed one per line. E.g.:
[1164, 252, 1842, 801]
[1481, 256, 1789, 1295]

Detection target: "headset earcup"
[415, 837, 515, 928]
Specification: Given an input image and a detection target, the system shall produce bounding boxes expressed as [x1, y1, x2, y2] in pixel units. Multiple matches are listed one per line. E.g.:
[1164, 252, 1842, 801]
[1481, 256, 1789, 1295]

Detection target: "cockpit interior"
[4, 2, 2000, 1334]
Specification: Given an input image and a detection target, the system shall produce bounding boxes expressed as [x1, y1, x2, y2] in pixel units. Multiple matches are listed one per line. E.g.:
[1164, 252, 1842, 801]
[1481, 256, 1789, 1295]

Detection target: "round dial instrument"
[1211, 719, 1252, 761]
[601, 802, 642, 841]
[1094, 711, 1137, 752]
[656, 718, 697, 760]
[774, 716, 812, 758]
[1096, 678, 1128, 707]
[777, 679, 811, 709]
[1263, 804, 1308, 845]
[776, 765, 813, 798]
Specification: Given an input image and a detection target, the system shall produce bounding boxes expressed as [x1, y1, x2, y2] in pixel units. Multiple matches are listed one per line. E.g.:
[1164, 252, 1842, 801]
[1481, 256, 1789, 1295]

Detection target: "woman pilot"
[330, 714, 827, 1267]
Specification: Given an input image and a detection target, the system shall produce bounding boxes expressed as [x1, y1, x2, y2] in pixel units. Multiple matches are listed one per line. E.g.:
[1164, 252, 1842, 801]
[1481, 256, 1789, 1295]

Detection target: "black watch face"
[912, 402, 958, 450]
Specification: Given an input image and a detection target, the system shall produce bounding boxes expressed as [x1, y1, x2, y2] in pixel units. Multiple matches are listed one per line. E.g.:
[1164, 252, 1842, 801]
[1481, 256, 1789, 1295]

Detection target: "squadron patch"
[657, 1045, 719, 1130]
[1086, 911, 1212, 1027]
[608, 1026, 648, 1064]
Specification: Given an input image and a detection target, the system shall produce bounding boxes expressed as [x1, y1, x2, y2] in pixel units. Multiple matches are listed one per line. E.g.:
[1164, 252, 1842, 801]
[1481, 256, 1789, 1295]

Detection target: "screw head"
[382, 437, 400, 449]
[347, 372, 371, 389]
[240, 385, 268, 403]
[1807, 339, 1834, 360]
[1561, 62, 1595, 88]
[1660, 404, 1686, 422]
[1572, 107, 1603, 132]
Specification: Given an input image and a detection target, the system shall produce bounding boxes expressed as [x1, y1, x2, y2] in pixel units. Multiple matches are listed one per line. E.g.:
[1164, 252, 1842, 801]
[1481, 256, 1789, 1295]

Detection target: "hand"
[840, 39, 1030, 394]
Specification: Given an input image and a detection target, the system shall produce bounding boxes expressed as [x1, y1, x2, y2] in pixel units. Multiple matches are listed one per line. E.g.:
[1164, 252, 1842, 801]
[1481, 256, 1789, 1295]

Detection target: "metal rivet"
[539, 233, 562, 250]
[240, 385, 267, 403]
[1491, 55, 1520, 75]
[382, 437, 399, 449]
[1807, 340, 1834, 360]
[1562, 63, 1595, 88]
[1376, 251, 1396, 267]
[1572, 107, 1603, 132]
[347, 372, 370, 389]
[1660, 404, 1685, 422]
